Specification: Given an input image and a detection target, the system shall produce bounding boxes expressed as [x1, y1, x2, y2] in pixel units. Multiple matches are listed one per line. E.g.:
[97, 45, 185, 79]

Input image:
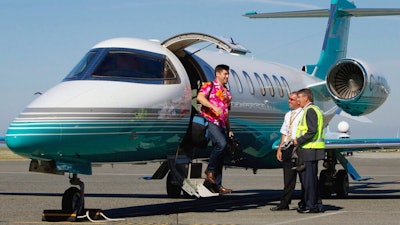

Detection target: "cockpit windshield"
[93, 50, 179, 84]
[65, 51, 97, 79]
[63, 48, 180, 84]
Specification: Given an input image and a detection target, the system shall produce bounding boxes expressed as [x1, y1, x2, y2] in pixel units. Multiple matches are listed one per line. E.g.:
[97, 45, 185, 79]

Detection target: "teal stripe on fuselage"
[6, 118, 189, 162]
[6, 108, 285, 169]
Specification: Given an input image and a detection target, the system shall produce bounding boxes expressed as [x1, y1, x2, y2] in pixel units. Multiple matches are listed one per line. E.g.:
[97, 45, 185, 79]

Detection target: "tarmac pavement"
[0, 151, 400, 224]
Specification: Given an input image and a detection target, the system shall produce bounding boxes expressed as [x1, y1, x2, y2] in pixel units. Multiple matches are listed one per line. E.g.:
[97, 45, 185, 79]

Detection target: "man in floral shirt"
[196, 64, 234, 194]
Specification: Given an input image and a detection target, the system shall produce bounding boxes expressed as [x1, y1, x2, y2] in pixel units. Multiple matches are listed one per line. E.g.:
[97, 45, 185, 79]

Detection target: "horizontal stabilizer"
[244, 8, 400, 19]
[344, 8, 400, 17]
[244, 9, 329, 18]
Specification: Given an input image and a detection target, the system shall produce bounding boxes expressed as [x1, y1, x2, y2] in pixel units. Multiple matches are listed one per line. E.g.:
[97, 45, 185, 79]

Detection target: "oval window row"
[229, 69, 291, 98]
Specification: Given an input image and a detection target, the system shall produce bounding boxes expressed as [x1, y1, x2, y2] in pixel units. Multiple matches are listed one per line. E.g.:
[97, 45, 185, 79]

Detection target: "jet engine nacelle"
[326, 58, 390, 116]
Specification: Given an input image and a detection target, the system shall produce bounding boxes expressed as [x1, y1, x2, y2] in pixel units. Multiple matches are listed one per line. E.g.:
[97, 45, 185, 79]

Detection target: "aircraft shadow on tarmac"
[1, 184, 399, 219]
[349, 181, 400, 197]
[101, 189, 345, 218]
[1, 182, 398, 200]
[103, 189, 285, 218]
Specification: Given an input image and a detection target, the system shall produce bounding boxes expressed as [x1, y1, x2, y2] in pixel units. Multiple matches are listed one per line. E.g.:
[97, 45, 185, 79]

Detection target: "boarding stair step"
[182, 178, 219, 198]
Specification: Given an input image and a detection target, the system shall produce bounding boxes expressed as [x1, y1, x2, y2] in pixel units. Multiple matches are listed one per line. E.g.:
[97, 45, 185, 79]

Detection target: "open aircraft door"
[162, 32, 250, 55]
[161, 32, 251, 110]
[161, 32, 250, 86]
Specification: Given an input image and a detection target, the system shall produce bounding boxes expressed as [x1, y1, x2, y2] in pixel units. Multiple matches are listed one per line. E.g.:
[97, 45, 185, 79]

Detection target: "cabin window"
[263, 74, 275, 97]
[273, 75, 284, 97]
[254, 72, 266, 96]
[280, 76, 291, 96]
[230, 69, 243, 93]
[92, 50, 179, 84]
[243, 71, 254, 95]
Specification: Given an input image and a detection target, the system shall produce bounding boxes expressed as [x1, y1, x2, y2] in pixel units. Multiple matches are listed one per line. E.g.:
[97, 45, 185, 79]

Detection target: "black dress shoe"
[296, 208, 320, 213]
[297, 202, 305, 210]
[270, 206, 289, 211]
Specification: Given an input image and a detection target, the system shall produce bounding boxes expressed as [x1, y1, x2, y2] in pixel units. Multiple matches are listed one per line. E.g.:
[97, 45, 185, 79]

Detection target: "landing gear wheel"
[319, 169, 332, 198]
[62, 187, 84, 214]
[166, 172, 181, 198]
[335, 169, 349, 198]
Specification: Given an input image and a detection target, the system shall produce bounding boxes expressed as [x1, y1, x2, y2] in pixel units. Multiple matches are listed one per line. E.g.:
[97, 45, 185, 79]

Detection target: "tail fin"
[244, 0, 400, 80]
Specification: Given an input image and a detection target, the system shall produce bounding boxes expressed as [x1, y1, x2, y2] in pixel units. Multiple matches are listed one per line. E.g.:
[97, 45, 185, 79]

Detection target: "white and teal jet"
[4, 0, 400, 214]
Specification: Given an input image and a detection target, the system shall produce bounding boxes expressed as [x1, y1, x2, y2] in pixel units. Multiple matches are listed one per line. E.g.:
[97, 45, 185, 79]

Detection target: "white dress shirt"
[280, 107, 303, 143]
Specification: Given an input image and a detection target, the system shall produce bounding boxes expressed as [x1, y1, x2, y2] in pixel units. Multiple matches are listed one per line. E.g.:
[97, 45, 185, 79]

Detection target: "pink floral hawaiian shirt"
[199, 80, 231, 128]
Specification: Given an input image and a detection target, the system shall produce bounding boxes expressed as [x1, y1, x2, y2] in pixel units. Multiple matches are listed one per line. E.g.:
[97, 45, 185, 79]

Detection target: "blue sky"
[1, 0, 400, 138]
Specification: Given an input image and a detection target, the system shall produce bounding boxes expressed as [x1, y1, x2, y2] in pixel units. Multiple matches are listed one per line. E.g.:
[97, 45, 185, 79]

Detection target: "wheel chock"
[42, 209, 79, 222]
[42, 208, 123, 222]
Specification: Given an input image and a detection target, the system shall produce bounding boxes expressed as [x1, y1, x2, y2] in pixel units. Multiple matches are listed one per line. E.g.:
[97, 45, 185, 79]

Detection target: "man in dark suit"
[293, 88, 325, 213]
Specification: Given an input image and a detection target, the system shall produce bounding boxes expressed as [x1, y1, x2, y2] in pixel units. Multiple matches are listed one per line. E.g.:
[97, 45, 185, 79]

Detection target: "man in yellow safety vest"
[293, 88, 325, 213]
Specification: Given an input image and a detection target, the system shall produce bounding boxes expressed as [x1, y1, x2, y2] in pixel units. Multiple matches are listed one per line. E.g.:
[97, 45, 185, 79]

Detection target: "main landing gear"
[319, 150, 349, 198]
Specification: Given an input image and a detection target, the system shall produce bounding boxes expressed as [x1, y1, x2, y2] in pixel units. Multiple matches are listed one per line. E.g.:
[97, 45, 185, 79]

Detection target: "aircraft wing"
[324, 138, 400, 182]
[272, 137, 400, 151]
[325, 138, 400, 151]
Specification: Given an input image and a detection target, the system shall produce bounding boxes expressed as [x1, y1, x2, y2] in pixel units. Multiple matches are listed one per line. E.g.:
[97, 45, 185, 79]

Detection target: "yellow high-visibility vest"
[296, 104, 325, 149]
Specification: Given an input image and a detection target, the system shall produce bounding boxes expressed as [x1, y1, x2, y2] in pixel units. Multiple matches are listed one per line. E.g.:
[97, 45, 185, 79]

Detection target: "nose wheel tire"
[62, 187, 84, 214]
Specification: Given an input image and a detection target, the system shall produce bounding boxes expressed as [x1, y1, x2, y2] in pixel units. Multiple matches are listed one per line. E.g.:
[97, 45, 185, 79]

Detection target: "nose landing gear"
[62, 174, 85, 214]
[43, 173, 125, 222]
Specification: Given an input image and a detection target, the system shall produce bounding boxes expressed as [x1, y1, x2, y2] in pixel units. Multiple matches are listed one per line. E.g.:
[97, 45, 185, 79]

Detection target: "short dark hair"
[215, 64, 229, 75]
[297, 88, 314, 102]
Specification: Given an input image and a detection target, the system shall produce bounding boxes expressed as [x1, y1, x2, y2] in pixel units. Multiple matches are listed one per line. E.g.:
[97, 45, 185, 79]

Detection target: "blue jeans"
[207, 122, 228, 187]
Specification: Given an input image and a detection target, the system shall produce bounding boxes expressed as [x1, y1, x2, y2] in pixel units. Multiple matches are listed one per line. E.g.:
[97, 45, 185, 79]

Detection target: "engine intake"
[327, 59, 365, 100]
[326, 58, 389, 116]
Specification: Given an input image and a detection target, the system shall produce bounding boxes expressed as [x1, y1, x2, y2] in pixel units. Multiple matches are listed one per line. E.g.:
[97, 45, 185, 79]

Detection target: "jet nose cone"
[5, 120, 61, 158]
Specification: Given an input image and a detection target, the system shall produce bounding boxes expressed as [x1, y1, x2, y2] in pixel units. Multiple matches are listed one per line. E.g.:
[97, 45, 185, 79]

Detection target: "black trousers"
[279, 146, 297, 207]
[299, 160, 323, 211]
[279, 160, 297, 207]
